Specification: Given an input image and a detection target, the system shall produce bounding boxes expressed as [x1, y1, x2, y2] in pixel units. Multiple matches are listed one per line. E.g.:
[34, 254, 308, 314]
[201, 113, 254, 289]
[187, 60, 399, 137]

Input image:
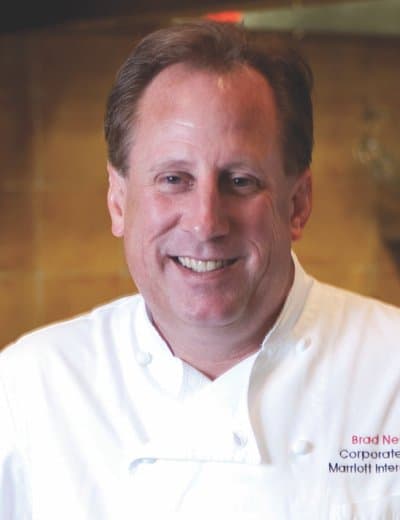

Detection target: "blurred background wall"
[1, 2, 400, 348]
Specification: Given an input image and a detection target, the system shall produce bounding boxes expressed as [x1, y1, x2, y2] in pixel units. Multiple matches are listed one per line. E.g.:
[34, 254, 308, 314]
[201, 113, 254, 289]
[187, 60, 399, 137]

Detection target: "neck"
[156, 317, 276, 380]
[148, 265, 294, 379]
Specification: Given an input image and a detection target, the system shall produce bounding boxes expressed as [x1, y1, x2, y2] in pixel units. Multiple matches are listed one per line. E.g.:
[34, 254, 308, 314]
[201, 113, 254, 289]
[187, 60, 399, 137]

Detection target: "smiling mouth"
[173, 256, 237, 273]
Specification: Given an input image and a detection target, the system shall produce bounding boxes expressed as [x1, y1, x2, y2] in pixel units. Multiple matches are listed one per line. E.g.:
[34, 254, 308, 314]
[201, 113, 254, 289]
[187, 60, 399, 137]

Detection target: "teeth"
[177, 256, 227, 273]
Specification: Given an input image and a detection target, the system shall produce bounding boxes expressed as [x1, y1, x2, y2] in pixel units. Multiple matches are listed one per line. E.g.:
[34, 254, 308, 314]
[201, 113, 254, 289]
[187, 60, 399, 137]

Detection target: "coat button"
[233, 431, 248, 448]
[135, 350, 153, 366]
[295, 337, 312, 354]
[290, 439, 313, 456]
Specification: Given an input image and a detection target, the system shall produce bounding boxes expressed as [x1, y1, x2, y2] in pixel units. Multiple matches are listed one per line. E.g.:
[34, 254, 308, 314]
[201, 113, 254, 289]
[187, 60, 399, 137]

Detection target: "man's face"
[108, 63, 311, 335]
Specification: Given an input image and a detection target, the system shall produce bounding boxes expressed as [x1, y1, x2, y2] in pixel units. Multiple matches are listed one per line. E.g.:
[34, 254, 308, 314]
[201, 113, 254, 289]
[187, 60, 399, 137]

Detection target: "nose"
[181, 176, 230, 241]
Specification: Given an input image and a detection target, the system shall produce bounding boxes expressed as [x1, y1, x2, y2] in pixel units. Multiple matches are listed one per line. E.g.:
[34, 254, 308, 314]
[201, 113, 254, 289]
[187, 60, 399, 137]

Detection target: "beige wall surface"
[1, 24, 399, 348]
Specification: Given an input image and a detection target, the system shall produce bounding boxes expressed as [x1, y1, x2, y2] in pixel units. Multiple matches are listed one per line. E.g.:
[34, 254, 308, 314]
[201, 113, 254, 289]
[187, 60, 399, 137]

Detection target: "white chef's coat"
[1, 258, 400, 519]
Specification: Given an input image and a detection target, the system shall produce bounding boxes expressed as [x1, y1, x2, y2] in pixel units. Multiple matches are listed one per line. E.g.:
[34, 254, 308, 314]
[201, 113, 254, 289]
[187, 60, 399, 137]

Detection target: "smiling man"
[1, 21, 400, 518]
[107, 60, 310, 379]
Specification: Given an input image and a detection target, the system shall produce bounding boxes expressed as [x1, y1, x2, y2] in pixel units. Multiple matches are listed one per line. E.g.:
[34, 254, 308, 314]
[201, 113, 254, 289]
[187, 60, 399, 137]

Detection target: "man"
[1, 21, 399, 517]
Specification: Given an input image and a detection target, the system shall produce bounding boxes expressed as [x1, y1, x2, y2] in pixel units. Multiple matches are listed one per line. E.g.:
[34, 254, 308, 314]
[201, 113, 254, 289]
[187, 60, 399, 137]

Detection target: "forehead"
[135, 62, 278, 134]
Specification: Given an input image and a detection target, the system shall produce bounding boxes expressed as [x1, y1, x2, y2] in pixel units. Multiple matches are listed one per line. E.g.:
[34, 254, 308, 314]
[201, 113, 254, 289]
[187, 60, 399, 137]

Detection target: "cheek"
[241, 195, 278, 234]
[243, 196, 292, 254]
[123, 191, 179, 253]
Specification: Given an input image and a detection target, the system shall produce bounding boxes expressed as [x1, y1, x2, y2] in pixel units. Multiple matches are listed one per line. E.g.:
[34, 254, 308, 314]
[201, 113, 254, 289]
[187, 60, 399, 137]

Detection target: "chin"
[177, 300, 245, 328]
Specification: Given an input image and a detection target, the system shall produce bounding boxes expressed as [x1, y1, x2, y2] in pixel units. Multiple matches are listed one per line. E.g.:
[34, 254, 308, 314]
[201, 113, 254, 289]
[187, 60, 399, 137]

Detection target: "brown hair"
[105, 21, 313, 176]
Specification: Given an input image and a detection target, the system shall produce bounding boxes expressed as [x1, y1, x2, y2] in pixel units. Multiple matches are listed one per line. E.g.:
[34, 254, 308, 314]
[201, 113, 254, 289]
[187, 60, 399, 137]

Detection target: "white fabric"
[1, 259, 400, 518]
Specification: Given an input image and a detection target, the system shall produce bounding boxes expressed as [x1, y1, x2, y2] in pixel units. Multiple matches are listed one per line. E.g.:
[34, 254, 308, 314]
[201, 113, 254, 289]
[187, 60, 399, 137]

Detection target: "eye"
[221, 172, 261, 195]
[165, 175, 181, 184]
[232, 176, 255, 187]
[155, 172, 193, 193]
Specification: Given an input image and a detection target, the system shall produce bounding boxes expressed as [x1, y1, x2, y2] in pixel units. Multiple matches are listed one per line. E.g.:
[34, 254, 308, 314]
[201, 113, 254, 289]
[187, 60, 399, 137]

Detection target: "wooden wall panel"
[0, 26, 399, 348]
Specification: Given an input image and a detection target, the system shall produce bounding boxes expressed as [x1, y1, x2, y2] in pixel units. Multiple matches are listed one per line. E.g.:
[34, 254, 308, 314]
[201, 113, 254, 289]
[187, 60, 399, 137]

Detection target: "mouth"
[172, 256, 237, 273]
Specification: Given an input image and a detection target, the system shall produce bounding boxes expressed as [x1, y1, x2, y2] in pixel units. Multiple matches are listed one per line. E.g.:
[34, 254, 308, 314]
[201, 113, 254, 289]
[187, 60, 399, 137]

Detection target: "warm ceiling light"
[204, 11, 243, 23]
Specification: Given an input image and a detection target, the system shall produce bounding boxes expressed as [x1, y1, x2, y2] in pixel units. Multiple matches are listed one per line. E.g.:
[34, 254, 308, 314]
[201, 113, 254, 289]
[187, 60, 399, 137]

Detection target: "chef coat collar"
[259, 252, 313, 351]
[133, 301, 184, 397]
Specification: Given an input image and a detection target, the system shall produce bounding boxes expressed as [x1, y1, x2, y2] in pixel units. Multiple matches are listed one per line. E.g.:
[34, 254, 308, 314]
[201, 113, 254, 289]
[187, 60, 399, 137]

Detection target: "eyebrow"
[149, 159, 194, 174]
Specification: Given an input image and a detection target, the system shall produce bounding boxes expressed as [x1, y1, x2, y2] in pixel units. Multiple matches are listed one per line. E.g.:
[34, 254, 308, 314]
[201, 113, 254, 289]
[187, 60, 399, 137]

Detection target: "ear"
[289, 169, 312, 242]
[107, 162, 127, 237]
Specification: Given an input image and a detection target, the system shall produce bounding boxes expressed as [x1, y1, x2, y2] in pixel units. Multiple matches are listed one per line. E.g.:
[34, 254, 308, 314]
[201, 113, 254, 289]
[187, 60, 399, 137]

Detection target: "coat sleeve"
[0, 353, 32, 519]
